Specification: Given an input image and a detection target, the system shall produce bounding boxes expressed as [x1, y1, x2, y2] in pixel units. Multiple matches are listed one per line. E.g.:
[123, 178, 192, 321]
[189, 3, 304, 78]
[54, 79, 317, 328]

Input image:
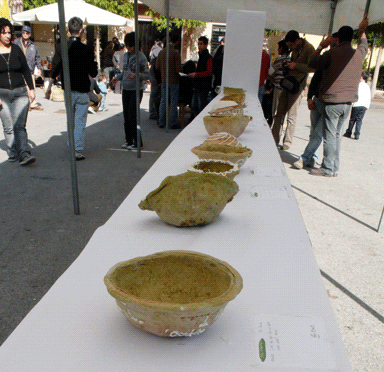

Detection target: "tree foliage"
[145, 8, 205, 32]
[23, 0, 134, 18]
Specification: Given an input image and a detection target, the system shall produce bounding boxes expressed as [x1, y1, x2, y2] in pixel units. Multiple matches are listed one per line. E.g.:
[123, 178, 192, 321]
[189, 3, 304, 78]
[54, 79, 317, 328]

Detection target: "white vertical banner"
[222, 9, 266, 95]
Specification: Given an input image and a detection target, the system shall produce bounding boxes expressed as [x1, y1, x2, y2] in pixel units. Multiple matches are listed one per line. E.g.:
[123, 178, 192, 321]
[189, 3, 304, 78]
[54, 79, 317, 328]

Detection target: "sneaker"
[308, 158, 320, 168]
[19, 154, 36, 166]
[354, 134, 360, 140]
[88, 107, 96, 114]
[75, 152, 85, 161]
[343, 132, 351, 138]
[8, 156, 17, 162]
[310, 168, 335, 177]
[121, 143, 131, 149]
[292, 158, 304, 169]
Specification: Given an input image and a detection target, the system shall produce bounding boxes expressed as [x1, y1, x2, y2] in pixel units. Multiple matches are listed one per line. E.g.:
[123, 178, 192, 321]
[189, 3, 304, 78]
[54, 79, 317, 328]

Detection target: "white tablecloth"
[0, 93, 352, 371]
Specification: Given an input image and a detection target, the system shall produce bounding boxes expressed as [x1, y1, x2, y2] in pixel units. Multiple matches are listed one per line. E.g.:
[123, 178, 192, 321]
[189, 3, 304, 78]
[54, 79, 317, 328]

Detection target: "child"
[97, 75, 108, 111]
[343, 71, 371, 140]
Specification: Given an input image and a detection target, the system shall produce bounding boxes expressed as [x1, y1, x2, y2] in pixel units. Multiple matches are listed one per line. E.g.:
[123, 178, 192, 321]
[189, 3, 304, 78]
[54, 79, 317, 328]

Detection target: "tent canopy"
[142, 0, 383, 35]
[12, 0, 133, 26]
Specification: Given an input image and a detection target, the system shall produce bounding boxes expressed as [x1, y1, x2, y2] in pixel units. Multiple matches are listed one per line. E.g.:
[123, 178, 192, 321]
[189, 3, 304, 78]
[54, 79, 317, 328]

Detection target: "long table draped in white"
[0, 92, 352, 371]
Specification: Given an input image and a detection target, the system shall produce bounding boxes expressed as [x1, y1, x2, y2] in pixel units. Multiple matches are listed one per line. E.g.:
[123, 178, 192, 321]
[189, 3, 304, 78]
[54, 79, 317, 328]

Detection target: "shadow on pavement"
[0, 112, 179, 345]
[291, 185, 378, 232]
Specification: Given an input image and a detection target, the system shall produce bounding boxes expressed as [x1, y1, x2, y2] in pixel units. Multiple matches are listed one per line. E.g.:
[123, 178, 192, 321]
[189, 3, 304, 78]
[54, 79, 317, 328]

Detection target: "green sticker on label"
[259, 338, 266, 362]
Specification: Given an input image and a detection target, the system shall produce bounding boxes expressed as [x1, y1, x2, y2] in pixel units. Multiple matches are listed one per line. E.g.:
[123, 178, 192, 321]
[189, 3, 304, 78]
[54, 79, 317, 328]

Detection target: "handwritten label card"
[255, 315, 337, 370]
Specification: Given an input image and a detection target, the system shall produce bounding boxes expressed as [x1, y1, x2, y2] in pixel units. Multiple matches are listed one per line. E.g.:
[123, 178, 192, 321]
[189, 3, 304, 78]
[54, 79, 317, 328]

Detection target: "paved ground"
[1, 87, 383, 371]
[280, 96, 384, 372]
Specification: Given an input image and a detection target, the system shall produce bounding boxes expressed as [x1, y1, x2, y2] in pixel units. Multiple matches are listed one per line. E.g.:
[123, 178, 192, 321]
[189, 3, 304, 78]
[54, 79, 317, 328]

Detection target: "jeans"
[122, 89, 143, 146]
[159, 83, 179, 127]
[149, 71, 160, 118]
[99, 93, 107, 110]
[0, 86, 30, 160]
[301, 97, 323, 165]
[258, 86, 265, 105]
[321, 103, 352, 176]
[346, 106, 367, 137]
[191, 90, 209, 118]
[70, 91, 90, 153]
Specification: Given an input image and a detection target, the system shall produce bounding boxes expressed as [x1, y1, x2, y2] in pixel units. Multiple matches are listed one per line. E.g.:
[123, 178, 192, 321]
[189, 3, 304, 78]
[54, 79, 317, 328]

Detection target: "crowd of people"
[262, 14, 370, 177]
[0, 13, 372, 172]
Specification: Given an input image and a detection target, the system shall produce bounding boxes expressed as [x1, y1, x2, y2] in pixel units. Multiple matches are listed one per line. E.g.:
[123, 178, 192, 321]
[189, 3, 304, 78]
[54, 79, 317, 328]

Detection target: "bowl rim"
[188, 158, 240, 177]
[104, 250, 243, 312]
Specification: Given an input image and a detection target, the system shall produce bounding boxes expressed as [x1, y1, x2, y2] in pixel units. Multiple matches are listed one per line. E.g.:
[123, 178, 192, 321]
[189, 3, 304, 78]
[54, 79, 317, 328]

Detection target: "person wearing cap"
[14, 25, 43, 111]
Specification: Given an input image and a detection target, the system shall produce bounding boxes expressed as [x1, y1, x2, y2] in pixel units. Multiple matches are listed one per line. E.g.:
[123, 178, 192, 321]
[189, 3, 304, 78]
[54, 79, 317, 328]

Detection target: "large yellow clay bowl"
[104, 250, 243, 338]
[203, 115, 252, 137]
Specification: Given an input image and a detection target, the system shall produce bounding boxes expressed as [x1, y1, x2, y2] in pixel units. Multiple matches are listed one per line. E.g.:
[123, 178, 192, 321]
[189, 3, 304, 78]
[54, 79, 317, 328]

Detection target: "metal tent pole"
[57, 0, 80, 215]
[165, 0, 170, 132]
[134, 0, 141, 158]
[328, 0, 338, 34]
[364, 0, 371, 15]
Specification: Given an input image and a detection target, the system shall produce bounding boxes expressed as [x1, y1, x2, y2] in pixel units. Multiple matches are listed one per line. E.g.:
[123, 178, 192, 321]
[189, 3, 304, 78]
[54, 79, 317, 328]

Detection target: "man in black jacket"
[47, 17, 98, 160]
[188, 36, 213, 119]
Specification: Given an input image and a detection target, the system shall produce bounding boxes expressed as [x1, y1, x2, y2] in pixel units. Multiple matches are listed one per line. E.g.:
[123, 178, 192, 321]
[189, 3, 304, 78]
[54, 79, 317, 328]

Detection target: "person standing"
[113, 32, 149, 150]
[293, 32, 340, 170]
[156, 33, 182, 129]
[14, 25, 43, 111]
[188, 36, 213, 119]
[271, 30, 315, 150]
[343, 71, 371, 140]
[258, 49, 271, 105]
[148, 37, 162, 120]
[0, 18, 36, 165]
[47, 16, 98, 161]
[101, 41, 115, 84]
[308, 14, 368, 177]
[269, 40, 290, 119]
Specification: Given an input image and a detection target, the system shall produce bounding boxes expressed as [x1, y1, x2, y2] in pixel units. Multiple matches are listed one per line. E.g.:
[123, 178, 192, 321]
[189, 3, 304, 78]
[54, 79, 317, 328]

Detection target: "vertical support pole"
[328, 0, 338, 35]
[367, 38, 375, 72]
[165, 0, 170, 132]
[57, 0, 80, 215]
[364, 0, 371, 15]
[96, 25, 100, 73]
[134, 0, 141, 158]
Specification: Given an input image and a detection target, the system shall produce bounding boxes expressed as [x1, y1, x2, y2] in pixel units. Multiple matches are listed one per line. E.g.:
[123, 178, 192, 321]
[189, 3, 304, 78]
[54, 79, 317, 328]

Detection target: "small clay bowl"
[104, 250, 243, 337]
[188, 159, 240, 179]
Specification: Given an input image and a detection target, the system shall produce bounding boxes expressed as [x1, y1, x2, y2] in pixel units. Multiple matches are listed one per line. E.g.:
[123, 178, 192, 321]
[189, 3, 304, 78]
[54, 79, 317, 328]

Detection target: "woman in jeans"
[0, 18, 35, 165]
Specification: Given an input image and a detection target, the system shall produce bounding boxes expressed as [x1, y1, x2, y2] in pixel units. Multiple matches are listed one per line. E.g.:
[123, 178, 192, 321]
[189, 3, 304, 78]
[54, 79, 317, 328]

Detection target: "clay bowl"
[203, 115, 252, 137]
[104, 250, 243, 337]
[191, 143, 253, 167]
[188, 159, 240, 180]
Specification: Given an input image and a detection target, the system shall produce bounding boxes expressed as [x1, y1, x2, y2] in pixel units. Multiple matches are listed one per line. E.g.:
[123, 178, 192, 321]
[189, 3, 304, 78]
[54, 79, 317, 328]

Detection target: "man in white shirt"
[343, 71, 371, 140]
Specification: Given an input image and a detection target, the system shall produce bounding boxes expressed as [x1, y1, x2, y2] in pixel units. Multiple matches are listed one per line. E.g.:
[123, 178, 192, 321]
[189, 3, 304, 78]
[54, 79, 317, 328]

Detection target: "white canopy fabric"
[142, 0, 383, 35]
[12, 0, 133, 26]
